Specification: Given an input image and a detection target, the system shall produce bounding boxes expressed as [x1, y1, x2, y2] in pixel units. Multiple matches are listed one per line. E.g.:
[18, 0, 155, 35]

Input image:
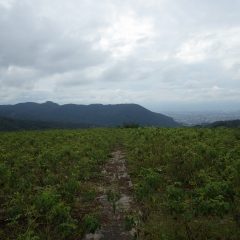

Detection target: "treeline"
[208, 119, 240, 128]
[0, 117, 91, 131]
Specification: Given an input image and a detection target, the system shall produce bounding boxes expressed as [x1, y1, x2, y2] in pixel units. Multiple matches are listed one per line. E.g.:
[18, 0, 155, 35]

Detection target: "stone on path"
[83, 150, 138, 240]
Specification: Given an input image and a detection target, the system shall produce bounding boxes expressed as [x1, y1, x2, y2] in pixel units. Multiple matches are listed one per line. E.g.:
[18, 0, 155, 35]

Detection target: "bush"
[83, 214, 100, 233]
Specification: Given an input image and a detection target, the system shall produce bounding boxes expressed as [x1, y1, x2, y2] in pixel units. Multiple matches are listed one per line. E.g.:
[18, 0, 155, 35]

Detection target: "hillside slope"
[0, 117, 90, 131]
[0, 102, 179, 127]
[205, 119, 240, 128]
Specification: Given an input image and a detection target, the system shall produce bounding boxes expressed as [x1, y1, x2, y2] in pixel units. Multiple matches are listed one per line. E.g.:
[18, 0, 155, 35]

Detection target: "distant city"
[165, 111, 240, 126]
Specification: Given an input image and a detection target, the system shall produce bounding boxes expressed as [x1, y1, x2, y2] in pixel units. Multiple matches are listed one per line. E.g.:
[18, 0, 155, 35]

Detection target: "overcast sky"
[0, 0, 240, 112]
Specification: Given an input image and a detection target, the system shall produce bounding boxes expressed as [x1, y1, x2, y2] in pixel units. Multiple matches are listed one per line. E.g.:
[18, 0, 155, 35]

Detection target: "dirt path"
[83, 150, 138, 240]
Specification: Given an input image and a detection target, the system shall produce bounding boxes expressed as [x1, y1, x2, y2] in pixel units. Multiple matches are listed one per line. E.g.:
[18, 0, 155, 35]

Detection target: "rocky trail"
[83, 150, 138, 240]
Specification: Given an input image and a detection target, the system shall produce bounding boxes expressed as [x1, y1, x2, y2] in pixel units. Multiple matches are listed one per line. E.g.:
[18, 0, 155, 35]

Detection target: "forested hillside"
[0, 117, 91, 131]
[0, 102, 179, 127]
[207, 119, 240, 128]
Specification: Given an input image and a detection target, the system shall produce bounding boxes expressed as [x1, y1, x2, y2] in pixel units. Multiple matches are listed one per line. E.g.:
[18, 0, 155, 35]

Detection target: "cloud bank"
[0, 0, 240, 111]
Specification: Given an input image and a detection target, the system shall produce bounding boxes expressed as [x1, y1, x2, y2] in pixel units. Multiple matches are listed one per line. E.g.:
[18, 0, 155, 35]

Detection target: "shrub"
[83, 214, 100, 233]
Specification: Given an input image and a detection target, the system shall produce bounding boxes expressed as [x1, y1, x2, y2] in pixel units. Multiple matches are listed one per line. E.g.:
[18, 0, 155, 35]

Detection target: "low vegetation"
[0, 127, 240, 239]
[123, 128, 240, 239]
[0, 129, 118, 239]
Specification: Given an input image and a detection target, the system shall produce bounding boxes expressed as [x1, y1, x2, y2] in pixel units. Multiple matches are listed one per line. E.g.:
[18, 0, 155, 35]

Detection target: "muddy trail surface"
[83, 150, 138, 240]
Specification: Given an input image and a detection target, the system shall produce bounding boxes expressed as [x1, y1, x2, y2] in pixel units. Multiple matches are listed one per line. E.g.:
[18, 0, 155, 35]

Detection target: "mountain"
[0, 102, 180, 127]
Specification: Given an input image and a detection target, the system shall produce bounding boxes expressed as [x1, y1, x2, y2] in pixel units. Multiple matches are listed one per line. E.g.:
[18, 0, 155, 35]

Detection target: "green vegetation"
[107, 189, 121, 214]
[0, 117, 90, 131]
[0, 129, 118, 239]
[123, 128, 240, 239]
[1, 127, 240, 239]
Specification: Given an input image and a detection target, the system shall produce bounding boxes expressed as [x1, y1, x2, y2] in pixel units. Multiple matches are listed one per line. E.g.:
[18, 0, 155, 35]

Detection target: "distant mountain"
[0, 102, 179, 128]
[0, 116, 90, 131]
[204, 119, 240, 128]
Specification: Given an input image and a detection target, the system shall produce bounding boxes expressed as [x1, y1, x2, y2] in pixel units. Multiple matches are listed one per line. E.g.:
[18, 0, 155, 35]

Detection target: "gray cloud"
[0, 0, 240, 111]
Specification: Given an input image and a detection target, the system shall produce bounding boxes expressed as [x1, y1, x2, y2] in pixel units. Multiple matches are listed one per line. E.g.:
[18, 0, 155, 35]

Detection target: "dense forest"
[0, 128, 240, 239]
[0, 117, 91, 131]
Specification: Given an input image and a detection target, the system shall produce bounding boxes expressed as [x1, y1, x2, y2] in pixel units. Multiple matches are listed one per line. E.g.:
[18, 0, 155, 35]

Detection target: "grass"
[1, 127, 240, 239]
[0, 129, 118, 239]
[123, 128, 240, 239]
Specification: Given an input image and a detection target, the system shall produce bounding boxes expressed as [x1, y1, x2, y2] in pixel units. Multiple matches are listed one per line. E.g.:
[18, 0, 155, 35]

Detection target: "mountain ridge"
[0, 102, 180, 127]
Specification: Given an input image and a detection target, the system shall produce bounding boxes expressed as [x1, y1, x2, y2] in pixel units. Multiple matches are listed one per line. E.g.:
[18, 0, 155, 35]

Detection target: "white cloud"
[0, 65, 38, 89]
[0, 0, 240, 111]
[176, 27, 240, 68]
[97, 11, 155, 58]
[176, 38, 212, 63]
[0, 0, 15, 9]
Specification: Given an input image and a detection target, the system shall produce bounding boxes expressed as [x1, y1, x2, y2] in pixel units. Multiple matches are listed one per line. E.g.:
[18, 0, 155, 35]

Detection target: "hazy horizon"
[1, 0, 240, 112]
